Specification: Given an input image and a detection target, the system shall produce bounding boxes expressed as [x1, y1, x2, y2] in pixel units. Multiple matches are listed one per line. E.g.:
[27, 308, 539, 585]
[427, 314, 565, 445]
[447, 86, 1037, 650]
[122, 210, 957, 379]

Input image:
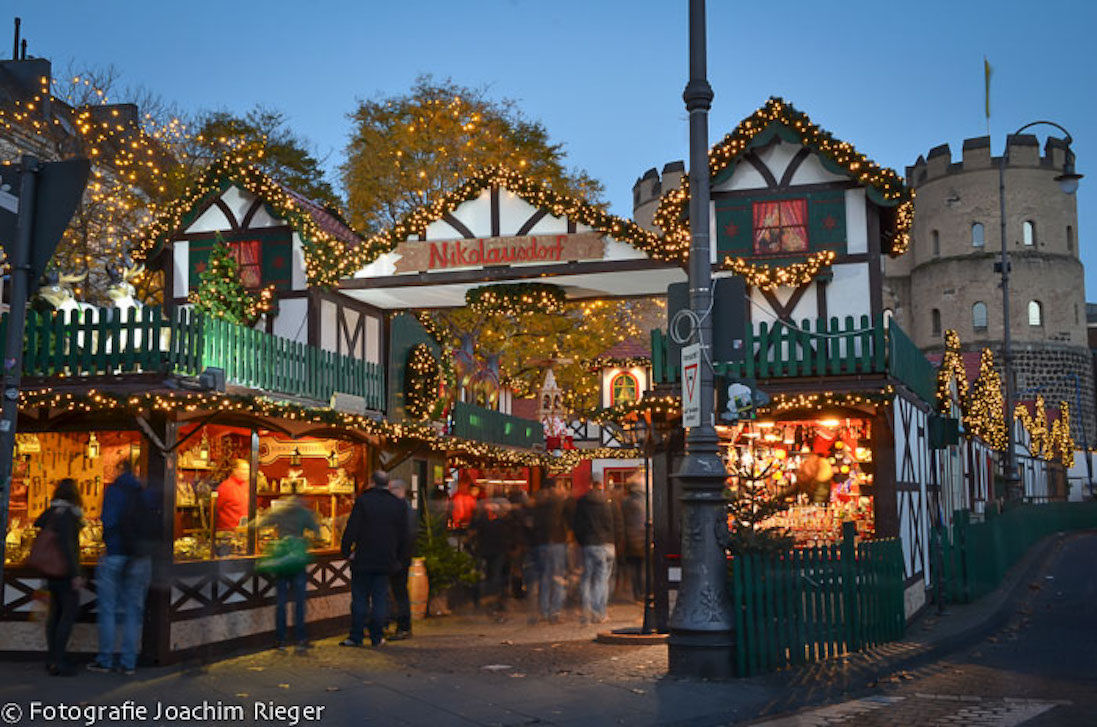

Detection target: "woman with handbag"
[31, 478, 84, 676]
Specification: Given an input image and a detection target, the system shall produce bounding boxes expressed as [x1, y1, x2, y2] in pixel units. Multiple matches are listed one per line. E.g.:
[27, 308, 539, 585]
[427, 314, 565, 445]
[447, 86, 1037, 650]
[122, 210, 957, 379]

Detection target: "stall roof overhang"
[338, 258, 686, 309]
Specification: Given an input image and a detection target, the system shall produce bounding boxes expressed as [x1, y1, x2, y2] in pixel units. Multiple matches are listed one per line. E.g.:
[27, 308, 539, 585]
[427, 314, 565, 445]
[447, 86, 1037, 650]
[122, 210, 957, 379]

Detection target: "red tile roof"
[599, 338, 651, 360]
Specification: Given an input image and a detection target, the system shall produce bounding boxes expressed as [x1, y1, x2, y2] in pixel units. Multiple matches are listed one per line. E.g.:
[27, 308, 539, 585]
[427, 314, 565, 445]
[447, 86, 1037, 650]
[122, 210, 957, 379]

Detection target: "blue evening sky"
[11, 0, 1097, 293]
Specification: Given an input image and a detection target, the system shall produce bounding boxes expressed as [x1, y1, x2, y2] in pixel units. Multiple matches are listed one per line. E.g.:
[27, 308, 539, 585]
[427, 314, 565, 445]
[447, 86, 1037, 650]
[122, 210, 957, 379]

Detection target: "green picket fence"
[933, 502, 1097, 604]
[651, 317, 935, 404]
[4, 307, 384, 410]
[729, 524, 905, 676]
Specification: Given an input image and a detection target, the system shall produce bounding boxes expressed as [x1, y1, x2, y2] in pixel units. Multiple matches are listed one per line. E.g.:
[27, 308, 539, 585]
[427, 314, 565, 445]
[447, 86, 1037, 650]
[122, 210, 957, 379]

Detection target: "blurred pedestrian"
[574, 478, 617, 624]
[472, 498, 511, 616]
[340, 470, 409, 647]
[88, 459, 155, 676]
[387, 479, 417, 641]
[621, 474, 647, 602]
[531, 478, 571, 623]
[257, 486, 319, 652]
[35, 479, 83, 676]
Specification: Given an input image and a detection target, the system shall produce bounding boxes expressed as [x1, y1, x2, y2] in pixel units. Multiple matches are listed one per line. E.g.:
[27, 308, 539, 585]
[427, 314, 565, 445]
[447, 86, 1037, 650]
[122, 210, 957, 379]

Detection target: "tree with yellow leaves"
[340, 76, 603, 234]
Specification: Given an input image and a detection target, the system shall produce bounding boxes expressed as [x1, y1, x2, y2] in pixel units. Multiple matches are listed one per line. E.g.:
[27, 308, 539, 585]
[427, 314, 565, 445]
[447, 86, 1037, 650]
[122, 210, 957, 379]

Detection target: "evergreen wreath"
[405, 343, 441, 419]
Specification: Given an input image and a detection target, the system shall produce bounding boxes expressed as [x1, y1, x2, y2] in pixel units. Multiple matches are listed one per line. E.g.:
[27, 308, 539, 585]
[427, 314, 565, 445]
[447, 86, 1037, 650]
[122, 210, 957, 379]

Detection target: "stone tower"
[883, 134, 1094, 441]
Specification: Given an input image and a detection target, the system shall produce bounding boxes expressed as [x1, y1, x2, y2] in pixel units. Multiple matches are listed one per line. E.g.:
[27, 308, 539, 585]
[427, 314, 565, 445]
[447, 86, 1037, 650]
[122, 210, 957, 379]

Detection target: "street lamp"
[997, 121, 1082, 500]
[668, 0, 735, 678]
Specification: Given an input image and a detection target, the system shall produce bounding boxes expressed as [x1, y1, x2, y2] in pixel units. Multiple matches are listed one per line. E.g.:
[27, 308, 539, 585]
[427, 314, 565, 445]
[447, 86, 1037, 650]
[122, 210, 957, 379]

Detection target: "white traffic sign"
[681, 343, 701, 428]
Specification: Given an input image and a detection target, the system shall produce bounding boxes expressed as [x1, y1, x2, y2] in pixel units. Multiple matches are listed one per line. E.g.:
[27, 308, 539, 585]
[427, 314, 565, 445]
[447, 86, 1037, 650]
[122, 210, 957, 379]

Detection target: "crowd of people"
[441, 473, 648, 625]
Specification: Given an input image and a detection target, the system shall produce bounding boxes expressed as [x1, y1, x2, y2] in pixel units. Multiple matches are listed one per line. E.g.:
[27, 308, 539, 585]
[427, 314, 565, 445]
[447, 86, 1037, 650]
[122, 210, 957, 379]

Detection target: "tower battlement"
[906, 135, 1074, 186]
[631, 160, 684, 232]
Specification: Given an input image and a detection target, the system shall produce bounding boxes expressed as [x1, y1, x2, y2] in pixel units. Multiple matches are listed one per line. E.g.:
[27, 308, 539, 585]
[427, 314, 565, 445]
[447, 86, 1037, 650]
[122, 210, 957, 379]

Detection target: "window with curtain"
[611, 372, 639, 406]
[229, 240, 262, 288]
[972, 302, 988, 330]
[931, 309, 941, 336]
[1023, 220, 1036, 246]
[971, 222, 985, 248]
[1028, 300, 1043, 326]
[752, 199, 808, 255]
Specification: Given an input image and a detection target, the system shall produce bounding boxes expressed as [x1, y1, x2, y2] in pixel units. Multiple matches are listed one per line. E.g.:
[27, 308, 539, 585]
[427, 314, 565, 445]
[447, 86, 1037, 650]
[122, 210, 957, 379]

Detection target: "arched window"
[1023, 220, 1036, 246]
[972, 302, 988, 331]
[611, 372, 639, 406]
[1028, 300, 1043, 327]
[931, 308, 941, 336]
[971, 222, 985, 248]
[932, 230, 940, 256]
[1067, 225, 1074, 253]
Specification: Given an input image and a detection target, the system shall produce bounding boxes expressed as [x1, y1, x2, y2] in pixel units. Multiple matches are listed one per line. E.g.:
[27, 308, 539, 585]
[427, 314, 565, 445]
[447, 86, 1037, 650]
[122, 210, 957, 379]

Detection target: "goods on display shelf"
[719, 416, 876, 546]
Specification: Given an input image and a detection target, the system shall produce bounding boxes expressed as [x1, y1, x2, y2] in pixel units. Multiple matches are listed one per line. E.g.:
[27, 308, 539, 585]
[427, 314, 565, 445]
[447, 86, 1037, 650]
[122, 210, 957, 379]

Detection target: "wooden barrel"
[408, 557, 429, 620]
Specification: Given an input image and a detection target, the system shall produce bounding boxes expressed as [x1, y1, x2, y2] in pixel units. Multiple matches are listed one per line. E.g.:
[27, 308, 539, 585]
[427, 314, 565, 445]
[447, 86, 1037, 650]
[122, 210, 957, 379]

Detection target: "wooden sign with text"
[392, 232, 605, 273]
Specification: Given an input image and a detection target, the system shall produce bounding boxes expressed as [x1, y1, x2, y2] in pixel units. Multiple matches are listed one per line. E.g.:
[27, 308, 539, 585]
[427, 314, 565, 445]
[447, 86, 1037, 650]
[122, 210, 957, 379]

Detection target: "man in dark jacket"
[340, 471, 409, 646]
[573, 478, 617, 623]
[88, 459, 154, 676]
[530, 479, 571, 623]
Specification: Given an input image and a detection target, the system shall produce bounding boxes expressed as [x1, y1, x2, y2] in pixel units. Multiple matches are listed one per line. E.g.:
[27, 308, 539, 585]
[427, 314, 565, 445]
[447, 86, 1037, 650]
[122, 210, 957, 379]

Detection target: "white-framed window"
[1028, 300, 1043, 327]
[1023, 220, 1036, 246]
[611, 372, 639, 406]
[971, 222, 985, 248]
[972, 301, 988, 331]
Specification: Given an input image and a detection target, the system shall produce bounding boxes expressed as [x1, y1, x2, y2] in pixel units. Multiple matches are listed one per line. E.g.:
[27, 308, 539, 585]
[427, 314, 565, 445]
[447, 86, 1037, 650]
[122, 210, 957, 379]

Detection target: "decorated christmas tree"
[188, 241, 276, 327]
[726, 448, 795, 554]
[965, 348, 1006, 449]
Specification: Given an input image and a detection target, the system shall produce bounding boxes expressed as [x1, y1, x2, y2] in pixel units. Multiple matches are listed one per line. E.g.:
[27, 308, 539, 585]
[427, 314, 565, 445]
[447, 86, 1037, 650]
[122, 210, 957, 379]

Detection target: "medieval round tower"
[883, 134, 1094, 441]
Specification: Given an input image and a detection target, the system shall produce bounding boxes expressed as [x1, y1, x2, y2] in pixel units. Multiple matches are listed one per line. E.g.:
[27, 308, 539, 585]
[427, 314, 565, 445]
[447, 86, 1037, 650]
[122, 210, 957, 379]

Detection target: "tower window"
[1067, 225, 1074, 253]
[932, 230, 940, 257]
[1023, 220, 1036, 246]
[611, 372, 639, 406]
[971, 222, 985, 248]
[972, 301, 988, 331]
[931, 308, 942, 336]
[1028, 300, 1043, 327]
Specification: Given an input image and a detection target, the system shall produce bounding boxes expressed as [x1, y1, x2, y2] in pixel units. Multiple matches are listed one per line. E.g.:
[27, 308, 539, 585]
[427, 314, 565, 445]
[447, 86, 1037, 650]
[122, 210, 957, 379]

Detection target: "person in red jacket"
[215, 459, 250, 533]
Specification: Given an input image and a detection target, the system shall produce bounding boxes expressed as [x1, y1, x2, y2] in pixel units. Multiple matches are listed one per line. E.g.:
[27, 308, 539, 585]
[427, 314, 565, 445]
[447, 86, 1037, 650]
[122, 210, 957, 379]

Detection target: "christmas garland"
[935, 330, 970, 416]
[404, 343, 441, 420]
[654, 97, 915, 263]
[1015, 397, 1075, 467]
[465, 282, 566, 316]
[723, 250, 836, 291]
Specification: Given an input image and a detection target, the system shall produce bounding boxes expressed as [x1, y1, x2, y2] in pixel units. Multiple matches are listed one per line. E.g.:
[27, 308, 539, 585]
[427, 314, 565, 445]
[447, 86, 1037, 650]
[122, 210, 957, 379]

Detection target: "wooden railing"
[652, 316, 936, 403]
[729, 523, 905, 676]
[450, 401, 545, 449]
[6, 307, 385, 411]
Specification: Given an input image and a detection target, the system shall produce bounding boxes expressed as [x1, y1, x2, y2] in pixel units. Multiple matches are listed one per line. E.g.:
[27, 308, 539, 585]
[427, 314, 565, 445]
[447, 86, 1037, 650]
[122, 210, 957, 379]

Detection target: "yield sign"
[681, 343, 701, 428]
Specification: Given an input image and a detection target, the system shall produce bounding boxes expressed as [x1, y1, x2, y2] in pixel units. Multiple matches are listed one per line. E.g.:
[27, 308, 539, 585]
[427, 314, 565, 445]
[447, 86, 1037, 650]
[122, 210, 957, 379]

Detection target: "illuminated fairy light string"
[405, 343, 441, 420]
[466, 283, 566, 316]
[653, 97, 915, 264]
[1015, 396, 1075, 467]
[723, 250, 837, 291]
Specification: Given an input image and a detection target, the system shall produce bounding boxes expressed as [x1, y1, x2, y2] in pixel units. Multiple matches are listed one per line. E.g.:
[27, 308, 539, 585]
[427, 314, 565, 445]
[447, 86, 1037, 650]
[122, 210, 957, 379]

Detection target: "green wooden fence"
[729, 523, 905, 676]
[450, 401, 545, 449]
[933, 502, 1097, 604]
[651, 317, 935, 404]
[5, 307, 385, 410]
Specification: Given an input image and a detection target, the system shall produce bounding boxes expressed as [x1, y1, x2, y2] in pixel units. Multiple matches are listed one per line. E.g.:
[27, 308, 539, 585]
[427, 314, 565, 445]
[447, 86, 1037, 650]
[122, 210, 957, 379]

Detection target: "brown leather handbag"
[27, 514, 68, 578]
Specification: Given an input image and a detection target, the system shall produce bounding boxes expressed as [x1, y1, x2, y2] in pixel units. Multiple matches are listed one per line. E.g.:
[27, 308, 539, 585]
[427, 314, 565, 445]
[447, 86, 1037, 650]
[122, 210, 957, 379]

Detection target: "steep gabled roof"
[348, 166, 667, 277]
[135, 157, 363, 287]
[654, 97, 915, 261]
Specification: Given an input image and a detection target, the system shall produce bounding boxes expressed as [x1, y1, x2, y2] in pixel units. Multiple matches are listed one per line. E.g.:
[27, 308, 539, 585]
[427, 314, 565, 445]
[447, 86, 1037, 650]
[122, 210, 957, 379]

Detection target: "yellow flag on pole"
[984, 57, 992, 119]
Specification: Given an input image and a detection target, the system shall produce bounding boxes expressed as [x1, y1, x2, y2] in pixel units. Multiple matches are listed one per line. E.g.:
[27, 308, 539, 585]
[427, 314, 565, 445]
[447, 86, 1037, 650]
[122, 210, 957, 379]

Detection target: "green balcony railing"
[450, 401, 545, 449]
[6, 307, 385, 411]
[652, 315, 936, 404]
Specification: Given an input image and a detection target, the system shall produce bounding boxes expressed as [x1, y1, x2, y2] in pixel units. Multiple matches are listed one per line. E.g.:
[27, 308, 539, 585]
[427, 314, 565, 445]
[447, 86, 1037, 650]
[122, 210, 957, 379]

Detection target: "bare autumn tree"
[340, 76, 604, 233]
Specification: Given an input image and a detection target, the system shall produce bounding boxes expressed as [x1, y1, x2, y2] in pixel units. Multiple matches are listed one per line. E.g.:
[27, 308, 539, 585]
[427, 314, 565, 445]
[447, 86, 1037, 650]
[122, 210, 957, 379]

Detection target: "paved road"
[749, 533, 1097, 726]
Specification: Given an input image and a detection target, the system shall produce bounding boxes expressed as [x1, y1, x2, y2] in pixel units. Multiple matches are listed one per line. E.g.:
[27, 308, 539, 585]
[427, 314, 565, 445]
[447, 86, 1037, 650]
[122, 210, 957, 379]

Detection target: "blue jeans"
[580, 544, 615, 620]
[95, 555, 152, 670]
[275, 570, 308, 644]
[536, 544, 567, 618]
[350, 571, 389, 645]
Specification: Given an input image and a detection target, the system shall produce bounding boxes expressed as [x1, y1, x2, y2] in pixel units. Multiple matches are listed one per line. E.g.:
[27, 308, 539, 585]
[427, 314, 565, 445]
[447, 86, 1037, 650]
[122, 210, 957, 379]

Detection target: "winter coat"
[100, 471, 143, 556]
[531, 490, 571, 546]
[340, 487, 410, 574]
[573, 489, 617, 547]
[34, 500, 82, 578]
[258, 497, 319, 539]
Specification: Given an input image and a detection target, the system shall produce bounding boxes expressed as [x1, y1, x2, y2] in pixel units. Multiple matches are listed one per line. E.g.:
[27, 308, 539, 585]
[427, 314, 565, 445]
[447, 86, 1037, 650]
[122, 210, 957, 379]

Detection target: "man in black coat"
[340, 471, 409, 646]
[387, 479, 417, 640]
[573, 479, 617, 623]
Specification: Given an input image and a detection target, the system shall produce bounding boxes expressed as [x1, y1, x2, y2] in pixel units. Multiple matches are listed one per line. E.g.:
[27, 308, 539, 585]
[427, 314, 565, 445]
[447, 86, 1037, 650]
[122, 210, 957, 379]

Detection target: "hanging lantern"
[86, 433, 100, 460]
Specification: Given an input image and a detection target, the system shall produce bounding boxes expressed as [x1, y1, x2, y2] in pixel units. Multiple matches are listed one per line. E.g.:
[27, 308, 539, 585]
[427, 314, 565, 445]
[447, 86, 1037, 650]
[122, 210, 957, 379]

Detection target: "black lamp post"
[668, 0, 735, 678]
[997, 122, 1082, 500]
